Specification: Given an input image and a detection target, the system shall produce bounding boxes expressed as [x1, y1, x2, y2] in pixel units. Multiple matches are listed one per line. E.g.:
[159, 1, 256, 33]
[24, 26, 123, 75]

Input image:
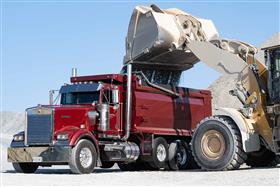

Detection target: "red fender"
[68, 129, 99, 155]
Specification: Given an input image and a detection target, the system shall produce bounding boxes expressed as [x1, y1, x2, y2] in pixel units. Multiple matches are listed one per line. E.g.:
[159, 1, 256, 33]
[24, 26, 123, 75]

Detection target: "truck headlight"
[57, 133, 69, 140]
[13, 134, 24, 141]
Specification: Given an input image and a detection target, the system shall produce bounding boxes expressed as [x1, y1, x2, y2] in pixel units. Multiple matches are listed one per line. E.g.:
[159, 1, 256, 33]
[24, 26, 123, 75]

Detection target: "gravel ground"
[1, 165, 279, 186]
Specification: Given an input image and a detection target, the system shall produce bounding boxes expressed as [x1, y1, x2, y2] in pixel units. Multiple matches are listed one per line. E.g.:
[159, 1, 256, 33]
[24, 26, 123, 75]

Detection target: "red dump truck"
[8, 66, 212, 174]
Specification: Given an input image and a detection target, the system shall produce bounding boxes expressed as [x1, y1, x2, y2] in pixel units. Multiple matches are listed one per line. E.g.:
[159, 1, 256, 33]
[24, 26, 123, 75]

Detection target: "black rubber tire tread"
[12, 163, 38, 173]
[69, 139, 97, 174]
[245, 146, 280, 167]
[191, 116, 247, 171]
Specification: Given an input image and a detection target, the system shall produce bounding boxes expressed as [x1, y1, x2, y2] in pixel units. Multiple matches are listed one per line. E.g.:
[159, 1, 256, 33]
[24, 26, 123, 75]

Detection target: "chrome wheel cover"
[79, 147, 93, 168]
[156, 144, 167, 162]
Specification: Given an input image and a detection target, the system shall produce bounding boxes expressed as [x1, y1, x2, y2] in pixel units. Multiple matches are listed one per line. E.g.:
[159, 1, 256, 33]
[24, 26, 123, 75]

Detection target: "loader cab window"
[272, 49, 280, 79]
[268, 48, 280, 102]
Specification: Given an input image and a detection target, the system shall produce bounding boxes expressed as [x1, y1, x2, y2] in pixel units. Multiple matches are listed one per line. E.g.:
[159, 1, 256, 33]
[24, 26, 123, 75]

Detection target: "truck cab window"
[102, 90, 113, 104]
[61, 91, 100, 105]
[102, 90, 119, 105]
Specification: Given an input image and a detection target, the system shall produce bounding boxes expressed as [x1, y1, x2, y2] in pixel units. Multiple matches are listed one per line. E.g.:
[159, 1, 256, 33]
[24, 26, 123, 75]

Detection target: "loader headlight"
[57, 133, 69, 140]
[13, 134, 24, 141]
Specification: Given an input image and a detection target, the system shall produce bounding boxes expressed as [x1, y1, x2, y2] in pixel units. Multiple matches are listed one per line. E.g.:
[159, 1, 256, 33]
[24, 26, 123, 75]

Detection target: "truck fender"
[214, 107, 260, 153]
[69, 129, 101, 166]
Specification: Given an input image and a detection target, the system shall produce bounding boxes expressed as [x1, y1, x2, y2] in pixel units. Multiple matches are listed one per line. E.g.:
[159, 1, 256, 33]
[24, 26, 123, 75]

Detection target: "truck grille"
[26, 108, 53, 145]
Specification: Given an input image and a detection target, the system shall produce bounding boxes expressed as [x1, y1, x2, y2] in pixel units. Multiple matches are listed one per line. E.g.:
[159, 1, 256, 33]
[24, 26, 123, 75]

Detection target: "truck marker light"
[13, 135, 24, 141]
[57, 134, 69, 140]
[80, 124, 86, 129]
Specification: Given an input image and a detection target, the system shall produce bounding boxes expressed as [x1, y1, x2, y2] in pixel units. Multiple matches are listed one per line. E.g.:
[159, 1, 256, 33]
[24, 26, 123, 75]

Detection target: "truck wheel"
[168, 140, 190, 170]
[245, 146, 280, 167]
[69, 139, 97, 174]
[12, 163, 38, 173]
[191, 116, 247, 171]
[149, 137, 169, 170]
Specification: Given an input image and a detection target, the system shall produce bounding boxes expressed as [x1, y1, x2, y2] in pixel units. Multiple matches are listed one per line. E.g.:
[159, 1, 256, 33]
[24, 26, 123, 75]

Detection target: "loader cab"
[263, 45, 280, 104]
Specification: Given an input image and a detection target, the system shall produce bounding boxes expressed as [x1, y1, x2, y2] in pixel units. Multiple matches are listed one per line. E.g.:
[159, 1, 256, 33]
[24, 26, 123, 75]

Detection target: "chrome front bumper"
[7, 146, 71, 163]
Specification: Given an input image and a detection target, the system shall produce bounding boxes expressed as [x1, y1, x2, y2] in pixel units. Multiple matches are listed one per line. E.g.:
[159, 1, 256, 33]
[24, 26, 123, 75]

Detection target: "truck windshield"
[61, 91, 100, 105]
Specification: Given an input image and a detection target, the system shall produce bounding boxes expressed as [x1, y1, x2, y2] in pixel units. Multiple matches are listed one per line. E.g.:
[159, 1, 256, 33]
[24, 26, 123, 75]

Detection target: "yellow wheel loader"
[124, 4, 280, 171]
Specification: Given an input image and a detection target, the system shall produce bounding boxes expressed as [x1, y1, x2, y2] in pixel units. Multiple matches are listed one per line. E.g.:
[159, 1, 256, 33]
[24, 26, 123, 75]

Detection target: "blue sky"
[1, 0, 279, 112]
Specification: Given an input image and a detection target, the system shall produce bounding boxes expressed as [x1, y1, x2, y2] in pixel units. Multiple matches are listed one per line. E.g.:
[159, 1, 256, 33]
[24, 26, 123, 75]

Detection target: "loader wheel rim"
[201, 130, 226, 160]
[79, 147, 93, 168]
[156, 144, 167, 162]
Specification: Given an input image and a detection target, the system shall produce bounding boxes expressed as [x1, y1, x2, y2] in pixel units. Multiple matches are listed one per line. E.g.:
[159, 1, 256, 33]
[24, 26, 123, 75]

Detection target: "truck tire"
[191, 116, 247, 171]
[69, 139, 97, 174]
[168, 140, 191, 170]
[245, 146, 280, 167]
[12, 163, 38, 173]
[149, 137, 169, 170]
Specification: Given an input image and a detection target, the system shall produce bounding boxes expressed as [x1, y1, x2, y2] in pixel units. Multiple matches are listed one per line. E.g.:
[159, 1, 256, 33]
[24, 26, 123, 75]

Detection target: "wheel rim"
[79, 147, 93, 168]
[177, 145, 187, 166]
[156, 144, 167, 162]
[201, 130, 226, 160]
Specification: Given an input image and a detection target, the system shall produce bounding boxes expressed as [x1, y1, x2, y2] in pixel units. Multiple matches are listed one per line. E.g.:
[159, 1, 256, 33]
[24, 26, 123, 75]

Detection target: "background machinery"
[124, 4, 280, 171]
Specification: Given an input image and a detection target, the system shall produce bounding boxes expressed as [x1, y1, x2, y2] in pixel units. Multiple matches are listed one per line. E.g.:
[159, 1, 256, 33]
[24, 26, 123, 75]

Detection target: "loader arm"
[187, 40, 273, 148]
[124, 4, 273, 150]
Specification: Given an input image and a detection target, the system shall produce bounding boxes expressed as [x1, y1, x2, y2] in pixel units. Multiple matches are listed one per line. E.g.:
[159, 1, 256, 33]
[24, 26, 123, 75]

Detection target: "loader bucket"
[124, 5, 219, 71]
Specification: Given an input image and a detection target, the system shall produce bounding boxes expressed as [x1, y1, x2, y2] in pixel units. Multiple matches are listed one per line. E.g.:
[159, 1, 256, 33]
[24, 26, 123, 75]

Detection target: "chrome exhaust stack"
[122, 64, 132, 141]
[72, 68, 77, 77]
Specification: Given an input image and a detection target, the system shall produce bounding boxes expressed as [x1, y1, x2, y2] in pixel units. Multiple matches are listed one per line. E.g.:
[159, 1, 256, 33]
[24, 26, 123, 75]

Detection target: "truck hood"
[53, 105, 95, 133]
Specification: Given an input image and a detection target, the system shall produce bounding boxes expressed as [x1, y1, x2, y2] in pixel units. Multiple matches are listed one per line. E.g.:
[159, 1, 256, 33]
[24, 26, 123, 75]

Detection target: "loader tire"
[191, 116, 247, 171]
[12, 162, 38, 173]
[185, 145, 201, 169]
[245, 146, 280, 167]
[69, 139, 97, 174]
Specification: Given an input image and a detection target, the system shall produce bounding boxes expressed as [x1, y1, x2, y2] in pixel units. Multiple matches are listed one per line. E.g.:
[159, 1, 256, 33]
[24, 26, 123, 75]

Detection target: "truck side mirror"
[49, 90, 55, 105]
[49, 90, 59, 105]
